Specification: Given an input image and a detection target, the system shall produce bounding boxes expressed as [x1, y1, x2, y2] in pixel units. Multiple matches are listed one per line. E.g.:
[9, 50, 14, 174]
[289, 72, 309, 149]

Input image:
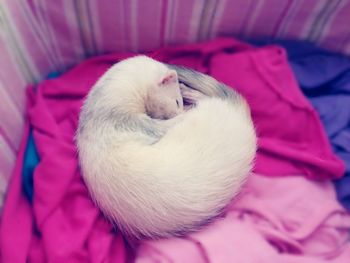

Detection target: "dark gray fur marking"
[167, 64, 241, 101]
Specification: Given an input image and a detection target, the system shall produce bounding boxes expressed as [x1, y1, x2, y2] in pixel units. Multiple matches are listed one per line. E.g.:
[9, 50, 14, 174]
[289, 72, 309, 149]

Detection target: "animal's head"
[144, 65, 184, 120]
[117, 55, 184, 119]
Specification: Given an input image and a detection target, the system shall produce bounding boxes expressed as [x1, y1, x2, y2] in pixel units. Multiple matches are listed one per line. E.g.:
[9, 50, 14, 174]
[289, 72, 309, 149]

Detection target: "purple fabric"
[0, 38, 347, 262]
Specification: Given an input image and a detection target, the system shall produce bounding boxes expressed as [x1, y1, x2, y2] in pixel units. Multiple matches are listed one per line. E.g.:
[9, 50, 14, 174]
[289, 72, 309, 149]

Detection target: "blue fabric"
[22, 72, 60, 201]
[254, 39, 350, 209]
[22, 129, 40, 201]
[46, 72, 61, 79]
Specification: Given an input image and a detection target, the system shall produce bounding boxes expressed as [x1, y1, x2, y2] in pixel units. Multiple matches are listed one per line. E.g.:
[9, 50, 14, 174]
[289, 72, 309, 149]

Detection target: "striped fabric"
[0, 0, 350, 205]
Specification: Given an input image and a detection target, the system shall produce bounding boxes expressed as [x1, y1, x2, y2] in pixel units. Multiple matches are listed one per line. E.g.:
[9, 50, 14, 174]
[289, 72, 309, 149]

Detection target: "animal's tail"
[116, 97, 257, 237]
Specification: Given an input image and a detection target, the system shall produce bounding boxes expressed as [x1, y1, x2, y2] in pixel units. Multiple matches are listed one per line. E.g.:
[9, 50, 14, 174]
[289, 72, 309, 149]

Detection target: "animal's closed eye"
[176, 100, 179, 107]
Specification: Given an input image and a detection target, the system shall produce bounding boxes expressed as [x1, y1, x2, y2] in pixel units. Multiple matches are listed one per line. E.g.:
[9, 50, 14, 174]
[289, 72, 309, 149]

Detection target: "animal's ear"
[160, 70, 178, 86]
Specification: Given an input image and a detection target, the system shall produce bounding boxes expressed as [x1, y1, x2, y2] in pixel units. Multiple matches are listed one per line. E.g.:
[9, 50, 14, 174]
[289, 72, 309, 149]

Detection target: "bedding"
[137, 173, 350, 263]
[277, 41, 350, 210]
[0, 38, 348, 262]
[254, 39, 350, 210]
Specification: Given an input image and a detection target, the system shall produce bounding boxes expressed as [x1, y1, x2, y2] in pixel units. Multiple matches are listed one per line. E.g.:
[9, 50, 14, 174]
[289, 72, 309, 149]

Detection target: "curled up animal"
[76, 55, 257, 239]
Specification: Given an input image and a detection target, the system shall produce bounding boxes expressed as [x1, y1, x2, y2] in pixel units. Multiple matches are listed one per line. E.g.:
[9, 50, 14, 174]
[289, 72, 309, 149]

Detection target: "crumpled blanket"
[268, 40, 350, 210]
[0, 38, 347, 262]
[137, 174, 350, 263]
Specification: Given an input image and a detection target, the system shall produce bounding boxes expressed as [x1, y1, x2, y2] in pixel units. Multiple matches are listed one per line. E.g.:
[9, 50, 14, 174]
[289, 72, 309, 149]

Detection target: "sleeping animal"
[76, 55, 257, 238]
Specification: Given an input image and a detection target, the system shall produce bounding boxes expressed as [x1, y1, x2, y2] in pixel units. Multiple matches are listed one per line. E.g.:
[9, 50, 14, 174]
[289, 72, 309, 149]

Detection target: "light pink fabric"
[138, 174, 350, 263]
[0, 38, 348, 262]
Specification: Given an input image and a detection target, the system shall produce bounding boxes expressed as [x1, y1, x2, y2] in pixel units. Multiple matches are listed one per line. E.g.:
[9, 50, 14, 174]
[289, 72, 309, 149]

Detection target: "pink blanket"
[137, 174, 350, 263]
[1, 38, 348, 262]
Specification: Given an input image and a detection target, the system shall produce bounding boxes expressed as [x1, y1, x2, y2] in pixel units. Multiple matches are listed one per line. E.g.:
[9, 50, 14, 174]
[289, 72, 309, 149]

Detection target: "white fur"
[76, 55, 257, 238]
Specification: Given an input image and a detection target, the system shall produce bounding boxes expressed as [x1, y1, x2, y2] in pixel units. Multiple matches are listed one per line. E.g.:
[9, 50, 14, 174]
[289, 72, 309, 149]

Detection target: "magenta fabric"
[151, 38, 344, 179]
[0, 38, 347, 262]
